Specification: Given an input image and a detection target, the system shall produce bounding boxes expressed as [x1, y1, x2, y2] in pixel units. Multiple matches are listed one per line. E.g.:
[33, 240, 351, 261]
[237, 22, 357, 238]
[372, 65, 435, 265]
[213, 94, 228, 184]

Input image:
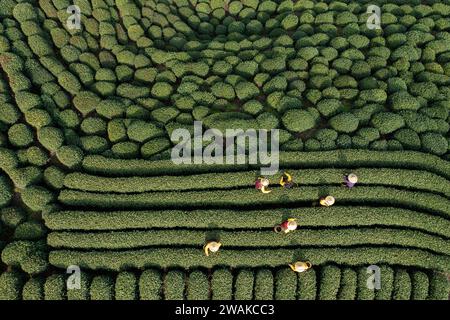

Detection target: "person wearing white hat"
[320, 195, 335, 207]
[344, 173, 358, 188]
[204, 241, 221, 256]
[255, 177, 271, 194]
[289, 261, 312, 273]
[274, 218, 298, 234]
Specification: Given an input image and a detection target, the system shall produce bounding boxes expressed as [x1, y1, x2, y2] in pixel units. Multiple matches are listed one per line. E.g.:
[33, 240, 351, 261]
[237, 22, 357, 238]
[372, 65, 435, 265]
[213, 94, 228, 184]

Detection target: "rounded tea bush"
[151, 82, 173, 100]
[387, 77, 407, 93]
[73, 91, 101, 115]
[1, 240, 48, 275]
[212, 61, 233, 76]
[7, 167, 42, 189]
[336, 134, 352, 148]
[282, 109, 316, 133]
[281, 14, 299, 30]
[127, 120, 162, 143]
[56, 146, 83, 169]
[0, 175, 13, 208]
[0, 148, 18, 170]
[235, 81, 260, 101]
[0, 103, 21, 125]
[317, 99, 342, 117]
[151, 107, 180, 124]
[13, 3, 37, 22]
[21, 186, 53, 212]
[112, 142, 140, 159]
[1, 207, 25, 228]
[25, 109, 52, 129]
[243, 97, 264, 113]
[8, 124, 34, 147]
[141, 137, 171, 159]
[57, 109, 80, 128]
[394, 128, 421, 149]
[211, 82, 235, 100]
[43, 166, 65, 190]
[22, 277, 45, 300]
[263, 76, 287, 94]
[371, 112, 405, 134]
[37, 127, 64, 152]
[81, 117, 107, 135]
[329, 113, 359, 133]
[96, 100, 125, 119]
[421, 132, 448, 155]
[26, 146, 48, 166]
[80, 136, 109, 154]
[0, 272, 23, 300]
[235, 61, 258, 78]
[390, 91, 421, 111]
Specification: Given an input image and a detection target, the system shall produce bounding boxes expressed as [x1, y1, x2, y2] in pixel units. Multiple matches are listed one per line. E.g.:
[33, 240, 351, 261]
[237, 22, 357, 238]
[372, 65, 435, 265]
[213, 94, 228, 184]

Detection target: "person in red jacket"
[255, 177, 271, 193]
[274, 218, 298, 234]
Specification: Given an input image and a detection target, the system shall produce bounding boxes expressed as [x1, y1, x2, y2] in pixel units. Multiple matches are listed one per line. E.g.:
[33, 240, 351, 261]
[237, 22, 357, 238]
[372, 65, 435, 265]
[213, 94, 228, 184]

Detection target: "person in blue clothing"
[344, 173, 358, 188]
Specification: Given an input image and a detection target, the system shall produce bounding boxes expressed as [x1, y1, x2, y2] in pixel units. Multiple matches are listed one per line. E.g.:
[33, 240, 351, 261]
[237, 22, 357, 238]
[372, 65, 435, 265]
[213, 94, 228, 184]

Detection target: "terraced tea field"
[0, 0, 449, 300]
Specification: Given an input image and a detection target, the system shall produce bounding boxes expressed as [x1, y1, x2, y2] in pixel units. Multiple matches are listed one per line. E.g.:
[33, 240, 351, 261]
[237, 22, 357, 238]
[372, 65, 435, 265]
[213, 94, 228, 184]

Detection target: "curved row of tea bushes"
[43, 207, 450, 238]
[81, 150, 450, 178]
[48, 247, 450, 272]
[57, 186, 450, 218]
[47, 227, 450, 256]
[63, 167, 450, 197]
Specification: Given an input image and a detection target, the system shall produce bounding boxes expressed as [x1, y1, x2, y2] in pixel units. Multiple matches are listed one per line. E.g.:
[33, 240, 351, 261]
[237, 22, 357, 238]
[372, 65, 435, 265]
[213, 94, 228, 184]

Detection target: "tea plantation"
[0, 0, 449, 300]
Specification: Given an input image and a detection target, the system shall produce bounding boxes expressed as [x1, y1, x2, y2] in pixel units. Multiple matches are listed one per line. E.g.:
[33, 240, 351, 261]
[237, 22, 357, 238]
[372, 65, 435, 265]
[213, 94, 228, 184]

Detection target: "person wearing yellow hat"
[279, 172, 295, 189]
[344, 173, 358, 188]
[255, 177, 271, 194]
[320, 195, 335, 207]
[274, 218, 298, 234]
[289, 261, 312, 273]
[204, 241, 221, 256]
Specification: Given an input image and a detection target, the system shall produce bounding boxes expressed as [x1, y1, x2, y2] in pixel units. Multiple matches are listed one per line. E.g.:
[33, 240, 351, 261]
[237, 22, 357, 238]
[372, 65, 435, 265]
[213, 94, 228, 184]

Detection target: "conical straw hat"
[287, 220, 298, 230]
[325, 196, 335, 206]
[209, 242, 221, 252]
[348, 173, 358, 183]
[294, 262, 308, 272]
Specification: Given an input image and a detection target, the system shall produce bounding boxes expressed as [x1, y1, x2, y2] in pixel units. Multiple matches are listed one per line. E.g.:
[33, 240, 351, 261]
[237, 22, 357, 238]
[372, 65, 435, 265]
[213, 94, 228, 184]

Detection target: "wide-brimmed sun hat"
[294, 261, 312, 271]
[325, 196, 335, 206]
[287, 220, 298, 230]
[348, 173, 358, 183]
[209, 242, 221, 252]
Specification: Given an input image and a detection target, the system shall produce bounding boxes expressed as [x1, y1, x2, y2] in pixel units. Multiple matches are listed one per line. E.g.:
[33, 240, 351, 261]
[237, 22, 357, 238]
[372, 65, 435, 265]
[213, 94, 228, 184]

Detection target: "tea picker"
[274, 218, 298, 234]
[204, 241, 221, 256]
[255, 177, 271, 194]
[344, 173, 358, 188]
[320, 195, 335, 207]
[289, 261, 312, 273]
[279, 172, 295, 189]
